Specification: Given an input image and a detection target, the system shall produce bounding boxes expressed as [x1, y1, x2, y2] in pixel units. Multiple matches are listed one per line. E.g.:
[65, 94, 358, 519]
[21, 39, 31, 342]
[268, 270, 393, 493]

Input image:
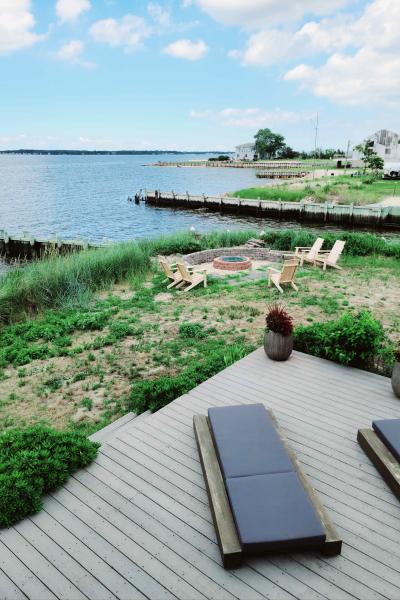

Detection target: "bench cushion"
[208, 404, 293, 478]
[226, 472, 326, 553]
[372, 419, 400, 462]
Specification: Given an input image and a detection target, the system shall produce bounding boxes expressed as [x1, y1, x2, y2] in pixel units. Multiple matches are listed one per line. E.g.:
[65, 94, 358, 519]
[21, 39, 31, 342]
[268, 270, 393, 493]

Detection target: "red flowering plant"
[265, 303, 293, 337]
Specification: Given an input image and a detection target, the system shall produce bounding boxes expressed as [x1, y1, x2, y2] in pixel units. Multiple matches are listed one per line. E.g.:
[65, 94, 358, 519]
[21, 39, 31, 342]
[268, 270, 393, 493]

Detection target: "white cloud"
[89, 14, 151, 52]
[190, 107, 310, 127]
[56, 0, 91, 23]
[285, 48, 400, 106]
[55, 40, 95, 68]
[284, 0, 400, 106]
[163, 39, 208, 60]
[0, 0, 43, 54]
[147, 2, 171, 28]
[229, 13, 355, 67]
[192, 0, 349, 28]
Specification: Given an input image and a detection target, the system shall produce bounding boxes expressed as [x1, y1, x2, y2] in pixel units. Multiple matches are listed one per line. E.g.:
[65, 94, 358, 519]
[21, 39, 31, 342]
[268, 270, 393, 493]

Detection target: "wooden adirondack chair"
[158, 258, 189, 289]
[268, 260, 299, 294]
[294, 237, 324, 266]
[176, 261, 207, 292]
[314, 240, 345, 270]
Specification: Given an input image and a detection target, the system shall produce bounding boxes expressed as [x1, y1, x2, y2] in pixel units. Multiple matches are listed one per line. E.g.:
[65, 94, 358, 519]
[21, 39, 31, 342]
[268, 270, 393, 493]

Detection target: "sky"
[0, 0, 399, 152]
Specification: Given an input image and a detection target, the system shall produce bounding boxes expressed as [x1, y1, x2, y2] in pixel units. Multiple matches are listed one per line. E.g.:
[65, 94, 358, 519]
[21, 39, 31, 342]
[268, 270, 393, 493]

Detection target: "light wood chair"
[294, 237, 324, 266]
[268, 260, 299, 294]
[158, 258, 189, 289]
[313, 240, 345, 270]
[176, 261, 207, 292]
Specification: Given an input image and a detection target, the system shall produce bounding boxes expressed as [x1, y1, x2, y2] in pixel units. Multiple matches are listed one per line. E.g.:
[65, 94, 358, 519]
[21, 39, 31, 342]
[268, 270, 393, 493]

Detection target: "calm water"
[0, 153, 271, 242]
[0, 154, 398, 247]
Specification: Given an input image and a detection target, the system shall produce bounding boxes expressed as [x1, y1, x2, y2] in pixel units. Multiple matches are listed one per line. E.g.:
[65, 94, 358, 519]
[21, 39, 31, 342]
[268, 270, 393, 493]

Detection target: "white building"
[235, 143, 257, 161]
[352, 129, 400, 162]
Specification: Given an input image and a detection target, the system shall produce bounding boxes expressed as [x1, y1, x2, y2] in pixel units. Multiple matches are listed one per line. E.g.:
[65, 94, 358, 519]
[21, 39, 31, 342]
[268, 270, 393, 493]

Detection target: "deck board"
[1, 349, 400, 599]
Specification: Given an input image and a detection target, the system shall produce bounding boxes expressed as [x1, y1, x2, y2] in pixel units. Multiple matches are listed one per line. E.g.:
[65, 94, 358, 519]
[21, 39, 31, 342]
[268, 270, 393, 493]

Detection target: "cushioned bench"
[372, 420, 400, 463]
[358, 419, 400, 500]
[194, 404, 342, 567]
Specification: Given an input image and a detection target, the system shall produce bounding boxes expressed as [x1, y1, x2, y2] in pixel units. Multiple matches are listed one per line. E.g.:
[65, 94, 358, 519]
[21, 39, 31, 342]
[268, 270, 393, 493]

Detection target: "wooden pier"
[150, 160, 332, 169]
[143, 191, 400, 229]
[256, 171, 309, 179]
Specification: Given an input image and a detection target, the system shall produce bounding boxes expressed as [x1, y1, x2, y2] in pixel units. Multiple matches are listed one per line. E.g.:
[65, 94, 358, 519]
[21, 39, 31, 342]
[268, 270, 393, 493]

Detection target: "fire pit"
[213, 255, 252, 271]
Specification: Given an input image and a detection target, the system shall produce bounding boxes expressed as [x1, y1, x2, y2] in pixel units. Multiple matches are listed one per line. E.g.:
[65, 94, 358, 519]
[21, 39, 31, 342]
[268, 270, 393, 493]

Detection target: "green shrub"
[179, 322, 207, 339]
[127, 343, 254, 413]
[294, 311, 386, 367]
[0, 425, 99, 528]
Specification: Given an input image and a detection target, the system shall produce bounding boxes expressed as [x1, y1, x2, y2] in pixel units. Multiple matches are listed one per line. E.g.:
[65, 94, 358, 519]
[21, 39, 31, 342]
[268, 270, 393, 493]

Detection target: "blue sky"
[0, 0, 399, 151]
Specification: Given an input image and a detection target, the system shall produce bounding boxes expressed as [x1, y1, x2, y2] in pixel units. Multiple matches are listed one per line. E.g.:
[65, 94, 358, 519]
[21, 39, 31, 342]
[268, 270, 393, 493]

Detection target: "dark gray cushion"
[226, 472, 326, 553]
[208, 404, 293, 478]
[372, 419, 400, 462]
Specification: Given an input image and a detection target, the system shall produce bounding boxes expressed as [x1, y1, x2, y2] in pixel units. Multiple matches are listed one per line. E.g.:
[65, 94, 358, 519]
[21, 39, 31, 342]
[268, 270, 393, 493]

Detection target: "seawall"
[144, 190, 400, 229]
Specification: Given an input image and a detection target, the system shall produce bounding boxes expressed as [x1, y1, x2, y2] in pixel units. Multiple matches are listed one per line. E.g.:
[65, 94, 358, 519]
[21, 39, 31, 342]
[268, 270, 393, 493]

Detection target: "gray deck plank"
[0, 568, 27, 600]
[2, 349, 400, 599]
[0, 528, 86, 600]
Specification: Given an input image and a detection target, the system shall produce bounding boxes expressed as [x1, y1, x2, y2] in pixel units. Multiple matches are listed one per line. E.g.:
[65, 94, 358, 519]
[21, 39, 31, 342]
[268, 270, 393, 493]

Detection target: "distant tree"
[278, 146, 300, 159]
[354, 140, 384, 175]
[254, 128, 286, 159]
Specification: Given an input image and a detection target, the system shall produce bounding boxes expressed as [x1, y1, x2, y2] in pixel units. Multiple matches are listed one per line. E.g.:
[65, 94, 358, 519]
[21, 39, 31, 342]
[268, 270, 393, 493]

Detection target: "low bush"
[294, 311, 388, 368]
[0, 425, 99, 527]
[127, 343, 254, 413]
[179, 322, 207, 339]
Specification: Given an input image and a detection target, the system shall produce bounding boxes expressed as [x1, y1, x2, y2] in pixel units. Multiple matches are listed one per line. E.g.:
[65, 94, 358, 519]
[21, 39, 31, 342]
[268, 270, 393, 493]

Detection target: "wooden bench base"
[194, 412, 342, 568]
[357, 428, 400, 500]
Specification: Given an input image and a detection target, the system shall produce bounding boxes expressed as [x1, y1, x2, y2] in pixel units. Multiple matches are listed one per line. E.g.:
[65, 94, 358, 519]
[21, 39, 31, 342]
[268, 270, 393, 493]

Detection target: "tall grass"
[261, 229, 400, 258]
[0, 242, 151, 323]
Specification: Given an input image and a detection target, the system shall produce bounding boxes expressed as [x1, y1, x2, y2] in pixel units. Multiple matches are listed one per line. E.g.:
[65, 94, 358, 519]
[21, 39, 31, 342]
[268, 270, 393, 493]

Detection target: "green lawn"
[233, 175, 400, 205]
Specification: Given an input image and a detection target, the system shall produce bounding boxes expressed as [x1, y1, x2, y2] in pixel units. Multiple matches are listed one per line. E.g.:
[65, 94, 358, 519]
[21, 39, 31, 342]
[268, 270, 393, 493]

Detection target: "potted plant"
[392, 343, 400, 399]
[264, 303, 294, 361]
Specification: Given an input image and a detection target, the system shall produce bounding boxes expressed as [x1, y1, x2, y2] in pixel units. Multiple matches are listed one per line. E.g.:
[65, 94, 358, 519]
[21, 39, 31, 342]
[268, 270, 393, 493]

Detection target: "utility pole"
[345, 139, 351, 170]
[310, 112, 319, 180]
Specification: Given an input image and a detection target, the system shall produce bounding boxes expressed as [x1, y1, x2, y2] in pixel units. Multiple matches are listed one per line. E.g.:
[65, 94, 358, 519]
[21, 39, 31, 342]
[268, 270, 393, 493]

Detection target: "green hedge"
[127, 343, 254, 413]
[0, 426, 99, 528]
[294, 311, 392, 369]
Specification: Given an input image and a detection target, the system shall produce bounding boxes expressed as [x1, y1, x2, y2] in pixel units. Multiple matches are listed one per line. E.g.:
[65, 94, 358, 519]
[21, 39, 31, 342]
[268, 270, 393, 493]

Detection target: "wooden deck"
[1, 349, 400, 600]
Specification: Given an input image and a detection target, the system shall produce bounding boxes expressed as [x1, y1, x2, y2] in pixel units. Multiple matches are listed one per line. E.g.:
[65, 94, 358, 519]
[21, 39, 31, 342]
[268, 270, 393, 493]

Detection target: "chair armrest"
[267, 267, 280, 274]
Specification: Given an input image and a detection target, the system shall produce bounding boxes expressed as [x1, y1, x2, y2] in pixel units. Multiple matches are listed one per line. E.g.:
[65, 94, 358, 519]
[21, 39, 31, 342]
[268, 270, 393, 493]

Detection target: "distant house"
[352, 129, 400, 162]
[235, 143, 257, 161]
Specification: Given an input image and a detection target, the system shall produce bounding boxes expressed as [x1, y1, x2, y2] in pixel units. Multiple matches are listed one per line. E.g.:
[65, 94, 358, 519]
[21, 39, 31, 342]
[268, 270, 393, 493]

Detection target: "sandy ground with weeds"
[1, 259, 398, 432]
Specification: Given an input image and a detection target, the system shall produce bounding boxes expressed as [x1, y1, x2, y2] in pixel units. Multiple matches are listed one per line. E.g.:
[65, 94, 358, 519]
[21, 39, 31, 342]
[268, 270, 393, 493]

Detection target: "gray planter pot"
[264, 331, 293, 361]
[392, 362, 400, 399]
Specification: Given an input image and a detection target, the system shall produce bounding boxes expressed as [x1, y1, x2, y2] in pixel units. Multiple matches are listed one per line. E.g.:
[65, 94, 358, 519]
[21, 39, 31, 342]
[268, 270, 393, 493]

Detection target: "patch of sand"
[366, 196, 400, 207]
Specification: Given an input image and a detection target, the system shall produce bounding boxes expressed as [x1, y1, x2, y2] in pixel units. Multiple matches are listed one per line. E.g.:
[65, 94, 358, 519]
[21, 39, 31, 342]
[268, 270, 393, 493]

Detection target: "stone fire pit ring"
[213, 255, 252, 271]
